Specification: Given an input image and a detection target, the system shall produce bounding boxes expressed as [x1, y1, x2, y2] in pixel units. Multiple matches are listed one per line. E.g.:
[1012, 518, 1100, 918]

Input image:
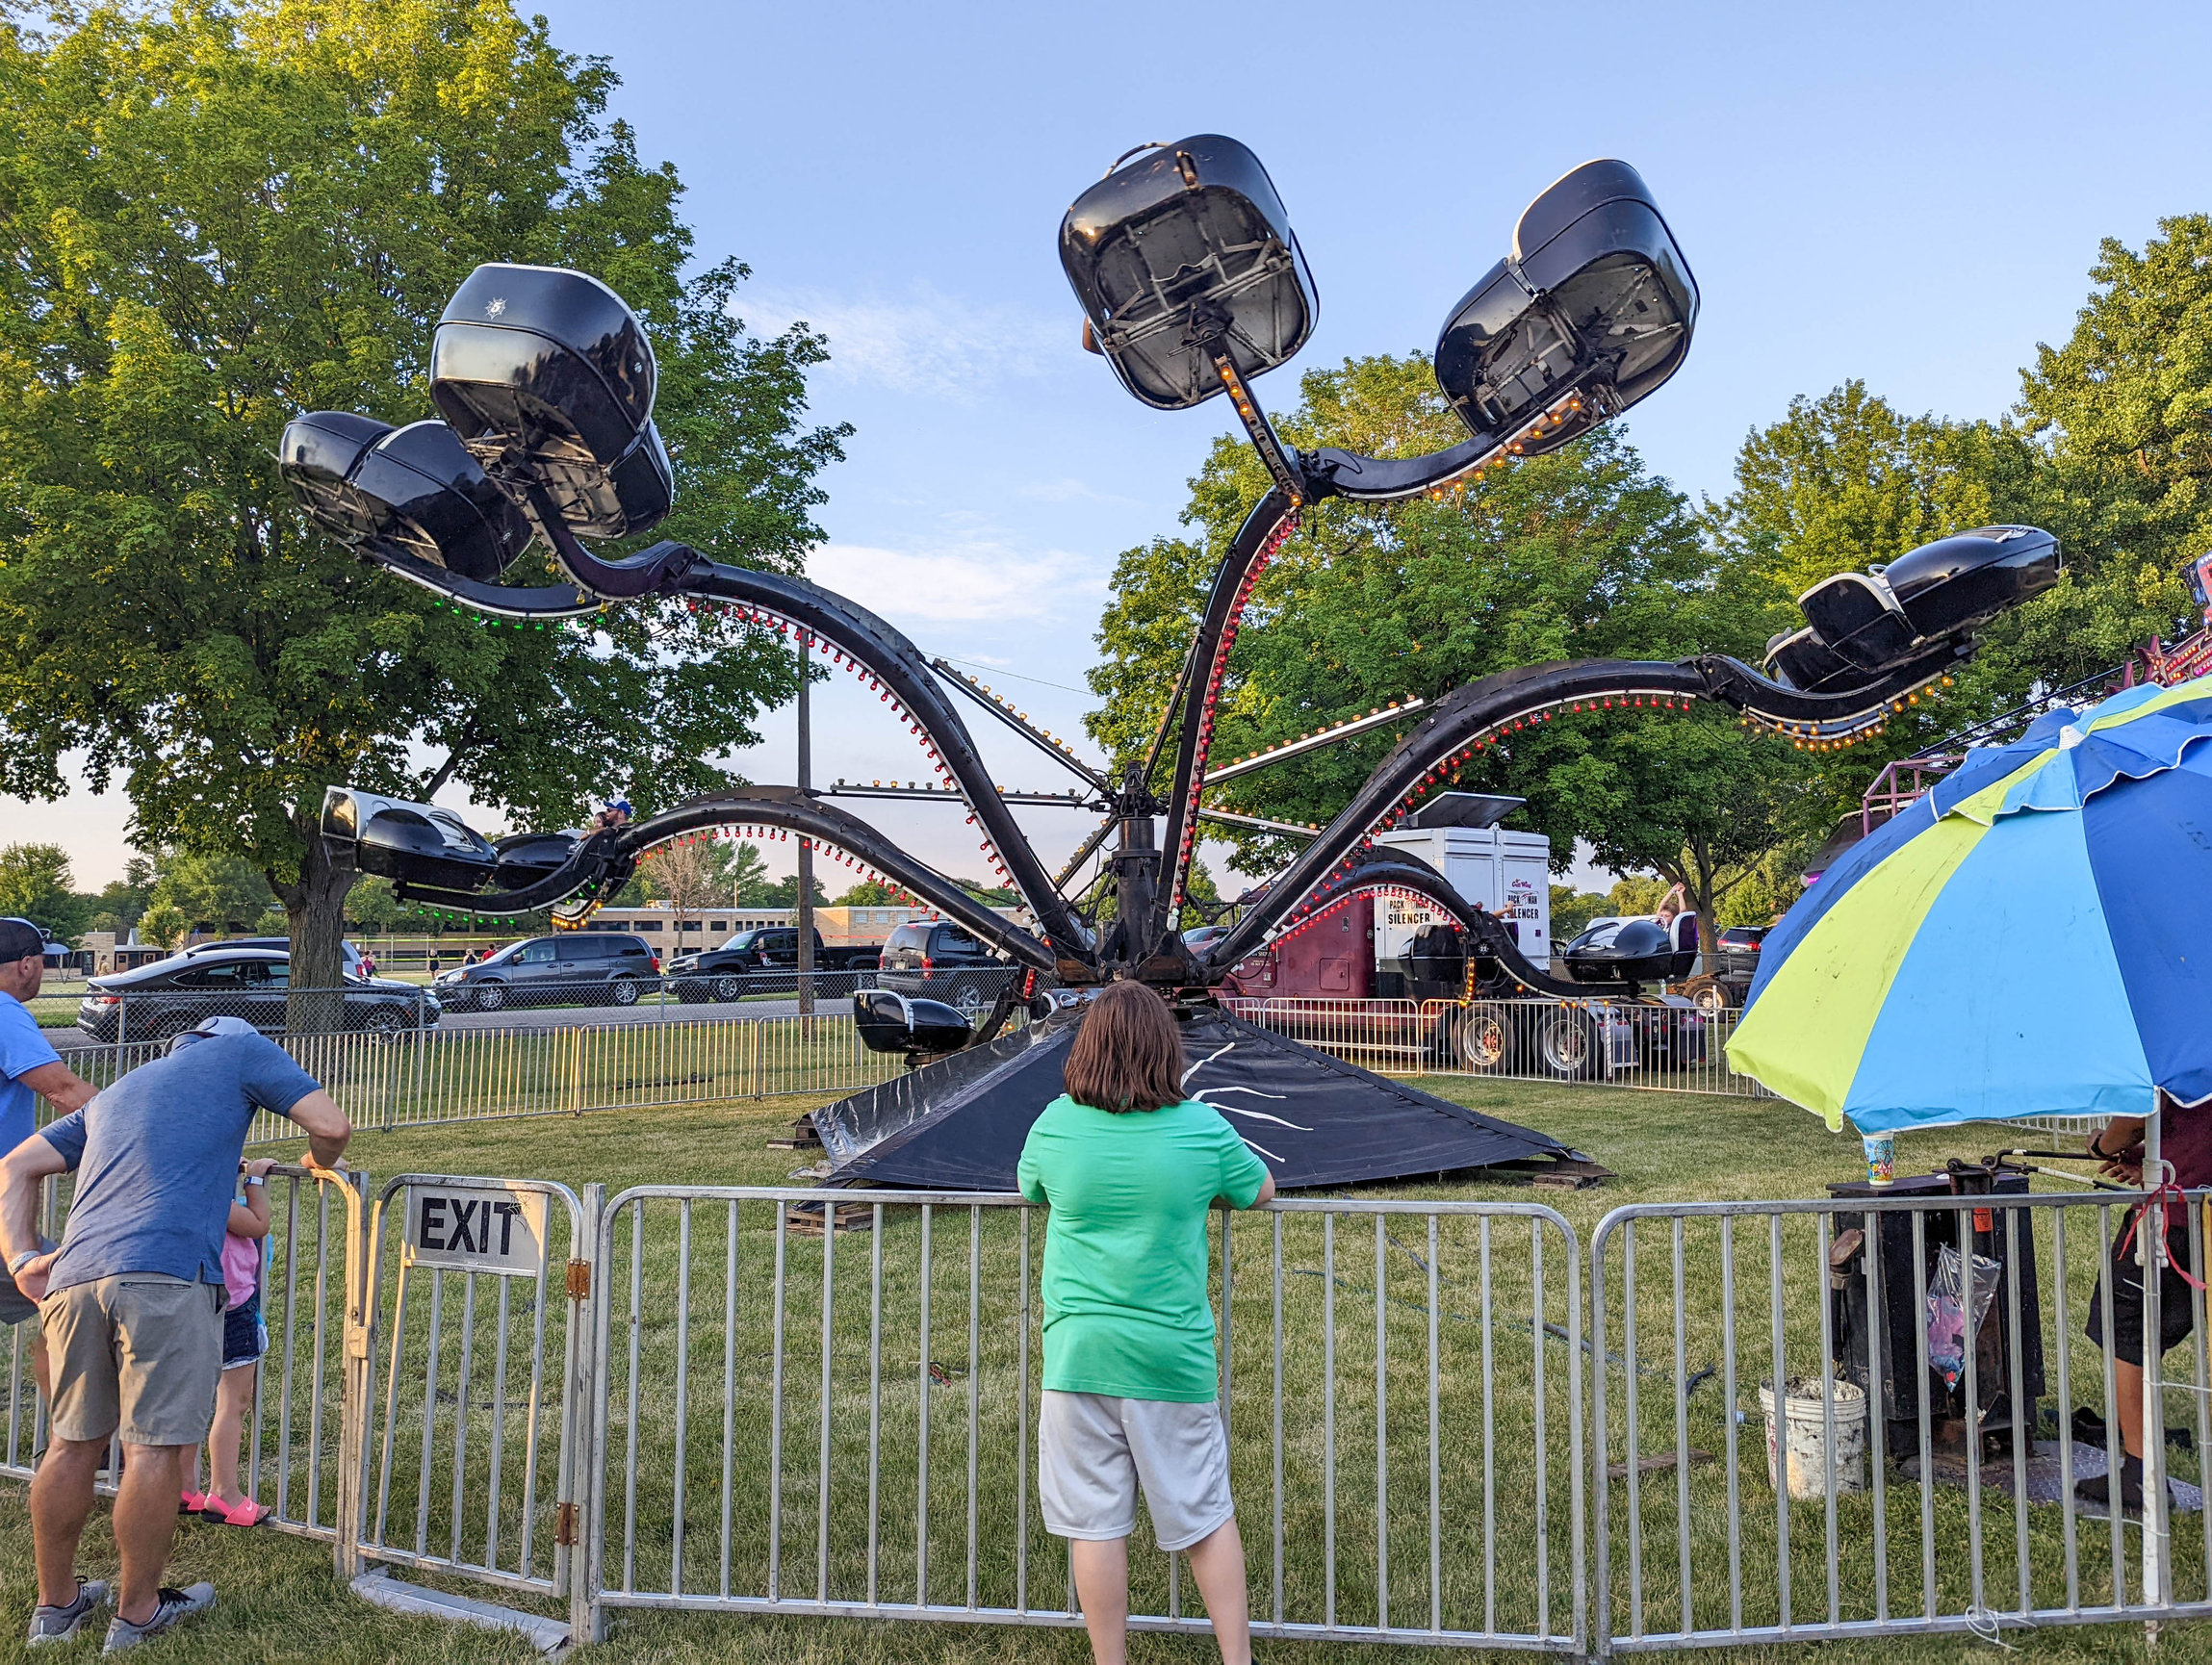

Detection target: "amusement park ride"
[288, 139, 2061, 1187]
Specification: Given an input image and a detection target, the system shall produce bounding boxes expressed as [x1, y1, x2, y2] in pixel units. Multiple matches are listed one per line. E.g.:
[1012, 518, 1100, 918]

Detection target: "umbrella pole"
[2143, 1106, 2169, 1634]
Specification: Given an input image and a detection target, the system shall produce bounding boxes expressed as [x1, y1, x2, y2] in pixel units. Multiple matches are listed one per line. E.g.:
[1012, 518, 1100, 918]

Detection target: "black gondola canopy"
[279, 413, 532, 584]
[1433, 160, 1698, 457]
[1060, 136, 1318, 411]
[429, 263, 674, 539]
[1785, 525, 2062, 680]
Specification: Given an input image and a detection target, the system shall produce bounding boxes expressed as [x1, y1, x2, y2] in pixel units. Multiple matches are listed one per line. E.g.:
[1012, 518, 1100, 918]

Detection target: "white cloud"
[806, 538, 1106, 626]
[739, 281, 1069, 401]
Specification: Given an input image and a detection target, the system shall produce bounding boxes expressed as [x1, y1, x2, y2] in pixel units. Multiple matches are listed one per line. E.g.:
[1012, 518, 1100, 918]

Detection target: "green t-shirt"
[1016, 1093, 1272, 1402]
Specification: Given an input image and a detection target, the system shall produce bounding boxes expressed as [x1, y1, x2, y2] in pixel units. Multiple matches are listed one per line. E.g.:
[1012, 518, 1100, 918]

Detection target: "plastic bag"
[1924, 1243, 2002, 1390]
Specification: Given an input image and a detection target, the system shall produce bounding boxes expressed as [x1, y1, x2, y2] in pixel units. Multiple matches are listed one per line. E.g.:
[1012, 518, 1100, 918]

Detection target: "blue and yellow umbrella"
[1728, 675, 2212, 1132]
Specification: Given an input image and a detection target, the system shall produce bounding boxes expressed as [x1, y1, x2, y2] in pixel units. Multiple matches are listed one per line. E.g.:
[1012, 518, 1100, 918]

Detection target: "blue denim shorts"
[221, 1293, 267, 1371]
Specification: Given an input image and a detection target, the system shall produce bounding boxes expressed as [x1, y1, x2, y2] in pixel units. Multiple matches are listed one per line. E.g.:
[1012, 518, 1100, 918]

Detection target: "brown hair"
[1063, 982, 1187, 1114]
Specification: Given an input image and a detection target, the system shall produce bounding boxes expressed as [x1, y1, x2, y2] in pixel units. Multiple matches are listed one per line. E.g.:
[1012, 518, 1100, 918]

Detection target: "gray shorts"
[41, 1273, 224, 1447]
[1039, 1391, 1234, 1551]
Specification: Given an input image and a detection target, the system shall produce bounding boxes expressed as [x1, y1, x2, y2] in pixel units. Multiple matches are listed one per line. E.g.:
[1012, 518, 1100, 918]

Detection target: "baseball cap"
[167, 1013, 262, 1055]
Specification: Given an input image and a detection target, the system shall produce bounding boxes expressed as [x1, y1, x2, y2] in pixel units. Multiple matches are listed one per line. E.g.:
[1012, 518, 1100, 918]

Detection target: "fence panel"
[54, 1011, 906, 1147]
[583, 1186, 1585, 1652]
[0, 1166, 365, 1550]
[1590, 1190, 2212, 1653]
[356, 1174, 598, 1599]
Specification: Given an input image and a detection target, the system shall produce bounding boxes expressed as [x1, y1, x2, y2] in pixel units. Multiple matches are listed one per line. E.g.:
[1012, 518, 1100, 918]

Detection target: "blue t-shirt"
[0, 992, 62, 1157]
[40, 1033, 318, 1294]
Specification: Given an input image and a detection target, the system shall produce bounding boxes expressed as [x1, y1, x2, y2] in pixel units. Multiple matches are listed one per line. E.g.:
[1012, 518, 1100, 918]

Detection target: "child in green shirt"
[1017, 981, 1275, 1665]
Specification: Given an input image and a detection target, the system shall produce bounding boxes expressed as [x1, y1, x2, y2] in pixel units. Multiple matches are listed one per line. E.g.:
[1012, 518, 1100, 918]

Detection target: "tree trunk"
[277, 813, 357, 1035]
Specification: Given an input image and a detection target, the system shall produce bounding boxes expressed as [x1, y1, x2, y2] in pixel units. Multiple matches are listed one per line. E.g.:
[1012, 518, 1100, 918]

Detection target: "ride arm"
[1148, 487, 1300, 948]
[380, 785, 1060, 978]
[371, 512, 1095, 964]
[1199, 648, 1969, 978]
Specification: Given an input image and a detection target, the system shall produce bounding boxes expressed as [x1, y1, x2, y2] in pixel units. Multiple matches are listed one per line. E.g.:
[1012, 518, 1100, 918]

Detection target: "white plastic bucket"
[1759, 1377, 1867, 1498]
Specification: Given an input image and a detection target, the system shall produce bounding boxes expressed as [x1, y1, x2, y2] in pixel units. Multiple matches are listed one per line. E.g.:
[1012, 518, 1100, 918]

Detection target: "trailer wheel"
[1446, 1008, 1514, 1074]
[1534, 1008, 1605, 1081]
[1682, 975, 1732, 1016]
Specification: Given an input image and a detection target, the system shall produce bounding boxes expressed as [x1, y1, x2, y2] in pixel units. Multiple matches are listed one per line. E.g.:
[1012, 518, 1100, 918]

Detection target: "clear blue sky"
[16, 0, 2212, 895]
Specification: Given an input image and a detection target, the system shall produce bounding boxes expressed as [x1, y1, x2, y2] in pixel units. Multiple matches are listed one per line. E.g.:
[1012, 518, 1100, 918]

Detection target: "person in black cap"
[0, 918, 94, 1406]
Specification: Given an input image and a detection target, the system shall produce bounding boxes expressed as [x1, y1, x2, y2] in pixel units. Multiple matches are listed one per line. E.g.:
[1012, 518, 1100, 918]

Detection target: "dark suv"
[432, 933, 657, 1012]
[875, 921, 1017, 1023]
[77, 948, 438, 1041]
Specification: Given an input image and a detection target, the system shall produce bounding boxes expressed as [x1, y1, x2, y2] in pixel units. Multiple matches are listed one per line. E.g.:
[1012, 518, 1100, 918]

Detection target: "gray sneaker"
[101, 1584, 214, 1653]
[27, 1577, 109, 1647]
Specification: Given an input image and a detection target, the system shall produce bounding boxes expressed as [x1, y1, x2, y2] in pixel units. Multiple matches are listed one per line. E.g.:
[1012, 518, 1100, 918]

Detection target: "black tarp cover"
[813, 1007, 1569, 1191]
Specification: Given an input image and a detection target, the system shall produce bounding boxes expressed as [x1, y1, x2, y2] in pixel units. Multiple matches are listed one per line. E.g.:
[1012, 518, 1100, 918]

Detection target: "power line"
[938, 655, 1091, 696]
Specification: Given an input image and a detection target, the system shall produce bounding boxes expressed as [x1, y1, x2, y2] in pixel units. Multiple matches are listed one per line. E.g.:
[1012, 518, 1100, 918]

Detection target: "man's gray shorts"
[1039, 1390, 1234, 1551]
[41, 1273, 224, 1447]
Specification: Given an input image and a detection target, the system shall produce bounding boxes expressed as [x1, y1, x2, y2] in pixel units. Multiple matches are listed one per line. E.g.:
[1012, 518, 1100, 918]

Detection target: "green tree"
[830, 880, 899, 906]
[703, 837, 773, 906]
[0, 1, 844, 1008]
[1089, 352, 1814, 952]
[754, 873, 828, 910]
[1605, 874, 1671, 918]
[137, 899, 187, 951]
[343, 875, 404, 933]
[0, 841, 84, 935]
[2010, 215, 2212, 677]
[1550, 885, 1610, 942]
[147, 852, 277, 934]
[84, 855, 158, 936]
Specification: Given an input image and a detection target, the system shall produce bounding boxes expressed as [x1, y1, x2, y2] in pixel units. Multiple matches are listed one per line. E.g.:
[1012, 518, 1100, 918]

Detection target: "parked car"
[76, 948, 437, 1041]
[183, 935, 372, 979]
[666, 927, 880, 1003]
[875, 920, 1018, 1023]
[432, 933, 657, 1012]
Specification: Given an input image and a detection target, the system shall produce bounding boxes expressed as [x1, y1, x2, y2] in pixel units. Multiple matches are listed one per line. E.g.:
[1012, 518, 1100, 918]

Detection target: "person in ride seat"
[1017, 982, 1274, 1665]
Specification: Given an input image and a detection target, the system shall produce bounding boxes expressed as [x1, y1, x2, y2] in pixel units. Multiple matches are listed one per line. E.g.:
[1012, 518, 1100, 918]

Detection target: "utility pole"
[796, 629, 815, 1018]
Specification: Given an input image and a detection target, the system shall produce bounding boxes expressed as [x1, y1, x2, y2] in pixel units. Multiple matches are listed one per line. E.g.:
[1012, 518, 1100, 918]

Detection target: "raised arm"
[285, 1089, 352, 1174]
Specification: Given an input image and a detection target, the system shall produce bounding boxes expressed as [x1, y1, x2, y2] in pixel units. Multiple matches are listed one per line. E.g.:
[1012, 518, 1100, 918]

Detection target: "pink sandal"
[179, 1490, 207, 1516]
[199, 1497, 270, 1527]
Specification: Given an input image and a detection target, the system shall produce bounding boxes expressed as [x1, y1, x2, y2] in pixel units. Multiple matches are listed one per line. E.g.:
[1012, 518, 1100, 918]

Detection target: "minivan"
[433, 933, 658, 1012]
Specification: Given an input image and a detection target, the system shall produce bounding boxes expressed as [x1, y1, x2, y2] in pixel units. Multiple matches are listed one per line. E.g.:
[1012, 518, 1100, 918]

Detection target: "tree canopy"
[0, 0, 845, 992]
[1087, 353, 1817, 943]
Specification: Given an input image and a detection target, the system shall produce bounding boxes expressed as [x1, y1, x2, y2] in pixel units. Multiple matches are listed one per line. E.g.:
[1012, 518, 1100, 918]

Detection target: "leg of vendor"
[2075, 1094, 2209, 1515]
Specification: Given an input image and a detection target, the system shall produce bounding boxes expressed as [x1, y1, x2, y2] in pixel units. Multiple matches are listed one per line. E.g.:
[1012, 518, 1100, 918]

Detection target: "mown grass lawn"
[0, 1080, 2195, 1663]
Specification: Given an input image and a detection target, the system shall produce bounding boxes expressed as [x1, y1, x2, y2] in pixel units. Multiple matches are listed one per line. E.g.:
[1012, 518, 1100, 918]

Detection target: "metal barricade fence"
[353, 1174, 600, 1607]
[0, 1165, 368, 1550]
[55, 1011, 905, 1147]
[1588, 1190, 2212, 1653]
[11, 1155, 2212, 1658]
[578, 1187, 1586, 1652]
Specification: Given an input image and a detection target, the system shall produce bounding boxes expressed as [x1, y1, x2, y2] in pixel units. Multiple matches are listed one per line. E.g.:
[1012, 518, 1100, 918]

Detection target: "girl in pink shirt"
[183, 1158, 274, 1525]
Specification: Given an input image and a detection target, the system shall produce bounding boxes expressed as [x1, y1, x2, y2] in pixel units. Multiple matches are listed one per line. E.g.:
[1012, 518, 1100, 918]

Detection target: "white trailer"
[1373, 793, 1553, 965]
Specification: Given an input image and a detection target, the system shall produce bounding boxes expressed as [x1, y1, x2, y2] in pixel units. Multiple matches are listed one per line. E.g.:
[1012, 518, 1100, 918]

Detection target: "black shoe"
[2076, 1454, 2146, 1520]
[26, 1577, 109, 1647]
[101, 1583, 214, 1653]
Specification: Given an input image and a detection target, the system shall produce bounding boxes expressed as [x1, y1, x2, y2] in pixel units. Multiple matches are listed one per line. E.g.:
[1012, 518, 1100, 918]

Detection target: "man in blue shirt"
[0, 918, 94, 1405]
[0, 1015, 350, 1650]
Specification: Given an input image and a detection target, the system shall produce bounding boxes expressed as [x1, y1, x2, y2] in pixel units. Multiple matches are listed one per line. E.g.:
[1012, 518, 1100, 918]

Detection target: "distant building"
[75, 931, 169, 977]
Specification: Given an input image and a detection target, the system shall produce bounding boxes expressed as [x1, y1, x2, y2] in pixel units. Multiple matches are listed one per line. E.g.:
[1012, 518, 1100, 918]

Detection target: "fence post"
[330, 1168, 373, 1583]
[567, 1182, 607, 1647]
